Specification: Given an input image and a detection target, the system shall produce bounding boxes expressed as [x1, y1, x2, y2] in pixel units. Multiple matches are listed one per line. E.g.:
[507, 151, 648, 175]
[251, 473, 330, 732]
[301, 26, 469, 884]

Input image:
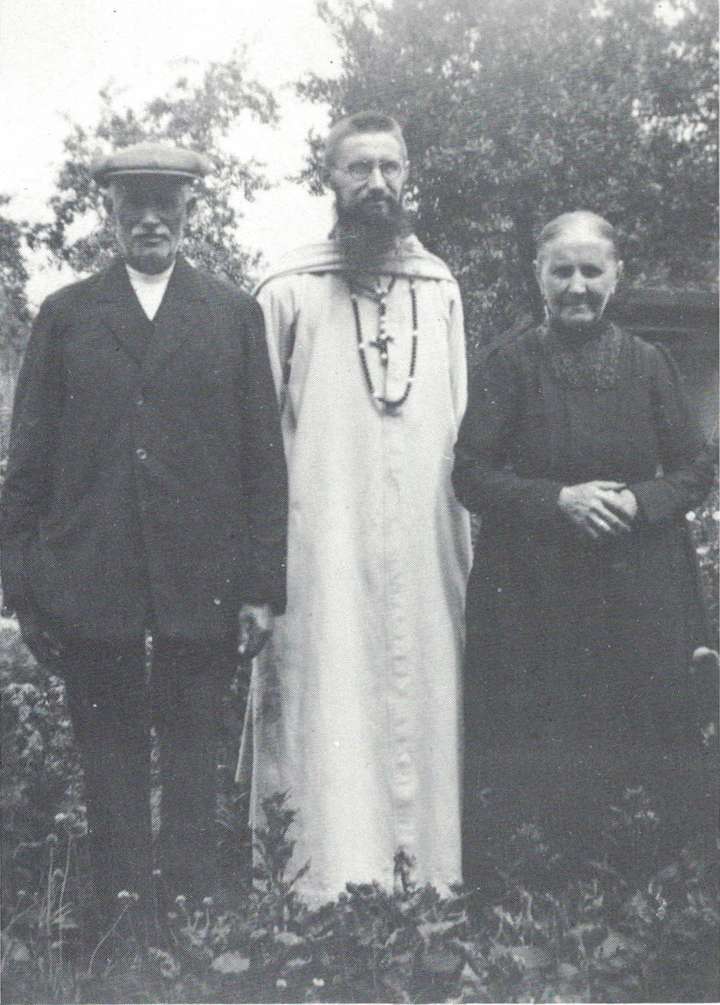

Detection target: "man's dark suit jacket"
[0, 255, 287, 642]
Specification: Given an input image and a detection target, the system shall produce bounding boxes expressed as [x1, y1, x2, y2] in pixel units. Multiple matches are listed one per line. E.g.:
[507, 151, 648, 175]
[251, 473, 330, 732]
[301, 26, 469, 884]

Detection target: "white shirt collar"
[125, 260, 176, 320]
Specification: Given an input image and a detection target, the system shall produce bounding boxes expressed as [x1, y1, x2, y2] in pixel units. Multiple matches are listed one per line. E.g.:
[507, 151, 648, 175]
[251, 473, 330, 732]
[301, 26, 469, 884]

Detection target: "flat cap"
[91, 142, 212, 186]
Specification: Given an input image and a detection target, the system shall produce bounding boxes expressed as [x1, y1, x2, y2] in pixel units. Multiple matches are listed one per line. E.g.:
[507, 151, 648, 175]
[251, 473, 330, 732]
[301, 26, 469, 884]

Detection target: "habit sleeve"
[256, 275, 299, 412]
[442, 280, 468, 425]
[629, 344, 714, 524]
[239, 297, 288, 614]
[0, 298, 64, 609]
[452, 342, 565, 531]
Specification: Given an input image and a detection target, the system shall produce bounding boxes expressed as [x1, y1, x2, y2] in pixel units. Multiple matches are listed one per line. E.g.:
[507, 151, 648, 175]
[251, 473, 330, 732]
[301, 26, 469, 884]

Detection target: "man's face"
[329, 131, 408, 223]
[109, 178, 191, 274]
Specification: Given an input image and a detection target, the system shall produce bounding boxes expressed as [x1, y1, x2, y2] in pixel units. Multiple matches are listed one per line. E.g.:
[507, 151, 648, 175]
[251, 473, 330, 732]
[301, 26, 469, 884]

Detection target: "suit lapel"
[96, 259, 155, 364]
[141, 255, 208, 380]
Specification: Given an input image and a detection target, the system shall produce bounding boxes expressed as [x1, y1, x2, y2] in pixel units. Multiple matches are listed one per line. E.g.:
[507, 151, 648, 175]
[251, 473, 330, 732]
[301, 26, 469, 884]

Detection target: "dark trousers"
[60, 635, 237, 921]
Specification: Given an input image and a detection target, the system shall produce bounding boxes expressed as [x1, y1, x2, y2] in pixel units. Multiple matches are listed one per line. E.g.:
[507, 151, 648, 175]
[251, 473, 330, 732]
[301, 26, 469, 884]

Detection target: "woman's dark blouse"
[453, 322, 713, 751]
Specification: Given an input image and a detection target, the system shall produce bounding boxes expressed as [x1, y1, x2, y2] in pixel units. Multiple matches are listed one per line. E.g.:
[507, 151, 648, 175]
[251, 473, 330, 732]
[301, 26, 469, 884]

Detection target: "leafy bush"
[688, 482, 720, 642]
[2, 779, 718, 1004]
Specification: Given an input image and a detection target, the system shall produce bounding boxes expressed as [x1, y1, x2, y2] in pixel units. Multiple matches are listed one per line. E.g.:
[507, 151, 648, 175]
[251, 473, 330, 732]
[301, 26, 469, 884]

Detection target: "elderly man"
[0, 144, 287, 921]
[239, 111, 472, 903]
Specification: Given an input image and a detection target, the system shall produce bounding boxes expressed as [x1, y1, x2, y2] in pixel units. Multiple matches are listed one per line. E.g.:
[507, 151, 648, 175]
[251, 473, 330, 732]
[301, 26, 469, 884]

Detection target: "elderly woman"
[453, 211, 715, 888]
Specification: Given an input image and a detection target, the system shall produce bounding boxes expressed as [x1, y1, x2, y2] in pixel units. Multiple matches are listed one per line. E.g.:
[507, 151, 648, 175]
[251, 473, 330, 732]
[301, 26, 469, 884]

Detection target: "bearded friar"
[237, 111, 472, 903]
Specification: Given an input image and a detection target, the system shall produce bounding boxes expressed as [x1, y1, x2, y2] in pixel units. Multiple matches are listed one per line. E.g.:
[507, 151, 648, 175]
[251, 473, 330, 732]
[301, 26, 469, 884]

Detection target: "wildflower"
[117, 890, 132, 902]
[312, 977, 325, 988]
[17, 889, 27, 899]
[175, 894, 187, 908]
[276, 979, 288, 989]
[54, 813, 67, 825]
[686, 511, 696, 521]
[152, 868, 162, 877]
[202, 896, 214, 908]
[46, 833, 58, 846]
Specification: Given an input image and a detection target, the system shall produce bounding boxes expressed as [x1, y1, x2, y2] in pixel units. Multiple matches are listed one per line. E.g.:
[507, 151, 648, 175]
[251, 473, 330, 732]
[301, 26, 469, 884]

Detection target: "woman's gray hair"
[323, 111, 408, 171]
[536, 211, 620, 261]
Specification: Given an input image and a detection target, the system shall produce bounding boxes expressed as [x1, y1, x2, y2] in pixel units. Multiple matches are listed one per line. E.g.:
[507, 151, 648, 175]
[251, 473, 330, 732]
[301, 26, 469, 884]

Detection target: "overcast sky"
[0, 0, 342, 304]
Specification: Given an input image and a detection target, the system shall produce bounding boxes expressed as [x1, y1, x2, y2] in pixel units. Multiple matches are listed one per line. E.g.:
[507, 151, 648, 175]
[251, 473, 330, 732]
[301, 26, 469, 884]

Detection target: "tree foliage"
[299, 0, 718, 348]
[29, 52, 279, 287]
[0, 197, 31, 352]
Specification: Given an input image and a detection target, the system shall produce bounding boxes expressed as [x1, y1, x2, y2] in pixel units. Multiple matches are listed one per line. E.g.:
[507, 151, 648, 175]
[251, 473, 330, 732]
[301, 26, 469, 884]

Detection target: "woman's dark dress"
[453, 322, 715, 881]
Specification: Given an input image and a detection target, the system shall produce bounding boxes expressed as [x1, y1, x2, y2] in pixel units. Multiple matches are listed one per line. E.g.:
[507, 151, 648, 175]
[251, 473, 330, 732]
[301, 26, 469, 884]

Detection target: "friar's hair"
[323, 110, 408, 171]
[536, 211, 620, 261]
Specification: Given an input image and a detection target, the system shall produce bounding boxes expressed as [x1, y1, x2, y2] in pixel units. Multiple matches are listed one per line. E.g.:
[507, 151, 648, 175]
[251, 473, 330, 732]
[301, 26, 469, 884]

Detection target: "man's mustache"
[360, 193, 395, 206]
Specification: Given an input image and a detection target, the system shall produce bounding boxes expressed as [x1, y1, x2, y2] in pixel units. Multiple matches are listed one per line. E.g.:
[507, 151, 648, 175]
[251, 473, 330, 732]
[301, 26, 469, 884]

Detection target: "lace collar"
[540, 320, 624, 389]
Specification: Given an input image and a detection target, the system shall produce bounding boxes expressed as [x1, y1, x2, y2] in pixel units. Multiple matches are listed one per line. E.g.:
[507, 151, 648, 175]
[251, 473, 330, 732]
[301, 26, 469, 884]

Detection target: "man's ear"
[185, 193, 197, 217]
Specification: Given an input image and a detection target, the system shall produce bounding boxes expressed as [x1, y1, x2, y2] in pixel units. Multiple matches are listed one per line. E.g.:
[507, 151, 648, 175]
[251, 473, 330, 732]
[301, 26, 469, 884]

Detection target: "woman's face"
[536, 227, 621, 331]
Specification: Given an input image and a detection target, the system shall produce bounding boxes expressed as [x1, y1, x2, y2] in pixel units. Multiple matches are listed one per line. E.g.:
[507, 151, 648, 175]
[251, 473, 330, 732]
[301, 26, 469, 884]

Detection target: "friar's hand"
[15, 604, 64, 664]
[558, 481, 636, 540]
[238, 603, 274, 661]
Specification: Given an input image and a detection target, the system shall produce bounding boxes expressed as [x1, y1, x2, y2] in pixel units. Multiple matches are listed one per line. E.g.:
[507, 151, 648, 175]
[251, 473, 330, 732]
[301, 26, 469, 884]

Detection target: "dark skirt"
[462, 520, 717, 887]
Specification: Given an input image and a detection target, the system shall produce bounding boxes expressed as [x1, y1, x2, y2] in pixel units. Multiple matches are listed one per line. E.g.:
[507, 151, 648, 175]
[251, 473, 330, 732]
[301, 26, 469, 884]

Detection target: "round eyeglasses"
[343, 159, 404, 182]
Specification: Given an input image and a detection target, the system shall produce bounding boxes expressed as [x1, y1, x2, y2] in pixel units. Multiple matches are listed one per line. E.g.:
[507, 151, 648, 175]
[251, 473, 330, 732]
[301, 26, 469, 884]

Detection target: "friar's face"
[107, 178, 193, 274]
[329, 131, 408, 223]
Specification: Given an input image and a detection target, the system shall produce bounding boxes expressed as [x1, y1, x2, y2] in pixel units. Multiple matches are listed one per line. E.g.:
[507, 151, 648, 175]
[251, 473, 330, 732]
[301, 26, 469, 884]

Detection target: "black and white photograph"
[0, 0, 717, 1002]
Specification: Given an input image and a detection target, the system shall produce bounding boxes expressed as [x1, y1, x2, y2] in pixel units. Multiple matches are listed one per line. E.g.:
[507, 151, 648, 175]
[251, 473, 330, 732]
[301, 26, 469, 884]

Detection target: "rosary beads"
[349, 276, 418, 412]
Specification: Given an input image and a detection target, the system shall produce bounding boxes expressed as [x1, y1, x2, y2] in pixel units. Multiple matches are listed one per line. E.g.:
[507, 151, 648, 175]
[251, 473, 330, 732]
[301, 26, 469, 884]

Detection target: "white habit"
[238, 237, 472, 904]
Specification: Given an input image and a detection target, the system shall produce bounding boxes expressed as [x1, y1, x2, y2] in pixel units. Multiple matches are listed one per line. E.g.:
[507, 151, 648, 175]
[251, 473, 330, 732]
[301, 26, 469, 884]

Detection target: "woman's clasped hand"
[558, 480, 638, 539]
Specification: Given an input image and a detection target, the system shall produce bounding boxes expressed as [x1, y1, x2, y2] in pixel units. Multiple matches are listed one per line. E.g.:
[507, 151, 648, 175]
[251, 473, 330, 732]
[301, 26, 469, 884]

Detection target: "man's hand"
[558, 481, 637, 541]
[15, 604, 64, 664]
[238, 603, 274, 661]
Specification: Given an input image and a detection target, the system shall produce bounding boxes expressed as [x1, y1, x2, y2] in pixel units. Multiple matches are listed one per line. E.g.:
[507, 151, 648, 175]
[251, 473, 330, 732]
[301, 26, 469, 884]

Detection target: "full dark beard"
[335, 197, 412, 276]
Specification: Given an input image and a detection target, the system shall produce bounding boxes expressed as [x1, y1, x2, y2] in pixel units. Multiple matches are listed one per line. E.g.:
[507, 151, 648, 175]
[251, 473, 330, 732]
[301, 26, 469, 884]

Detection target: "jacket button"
[135, 447, 148, 461]
[136, 397, 144, 407]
